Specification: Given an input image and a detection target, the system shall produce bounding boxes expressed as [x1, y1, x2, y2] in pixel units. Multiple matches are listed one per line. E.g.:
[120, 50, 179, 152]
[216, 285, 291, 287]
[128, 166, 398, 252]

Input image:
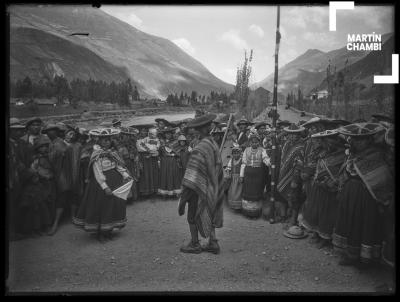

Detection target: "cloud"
[302, 32, 338, 49]
[103, 9, 145, 30]
[172, 38, 196, 56]
[220, 29, 249, 50]
[249, 24, 264, 37]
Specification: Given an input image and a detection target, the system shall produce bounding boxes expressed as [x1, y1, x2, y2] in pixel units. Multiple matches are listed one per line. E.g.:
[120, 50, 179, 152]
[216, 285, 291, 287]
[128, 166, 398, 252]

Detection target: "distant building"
[253, 87, 272, 105]
[310, 90, 329, 100]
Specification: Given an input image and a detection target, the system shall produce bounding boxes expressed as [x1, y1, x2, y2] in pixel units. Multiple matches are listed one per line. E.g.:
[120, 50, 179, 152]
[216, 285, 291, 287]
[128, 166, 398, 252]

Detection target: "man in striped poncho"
[178, 114, 225, 254]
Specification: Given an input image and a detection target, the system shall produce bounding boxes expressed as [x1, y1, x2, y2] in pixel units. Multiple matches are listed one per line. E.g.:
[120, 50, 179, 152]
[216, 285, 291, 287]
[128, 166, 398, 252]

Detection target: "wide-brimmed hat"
[187, 113, 217, 129]
[255, 121, 270, 130]
[120, 127, 139, 135]
[232, 143, 241, 152]
[33, 136, 51, 150]
[237, 117, 254, 126]
[385, 127, 394, 147]
[283, 225, 308, 239]
[302, 117, 332, 128]
[371, 114, 393, 124]
[277, 120, 291, 127]
[311, 129, 339, 138]
[337, 123, 385, 137]
[283, 124, 306, 133]
[155, 118, 171, 126]
[112, 118, 122, 126]
[25, 117, 43, 128]
[89, 128, 121, 137]
[10, 118, 25, 129]
[178, 135, 187, 141]
[41, 123, 61, 134]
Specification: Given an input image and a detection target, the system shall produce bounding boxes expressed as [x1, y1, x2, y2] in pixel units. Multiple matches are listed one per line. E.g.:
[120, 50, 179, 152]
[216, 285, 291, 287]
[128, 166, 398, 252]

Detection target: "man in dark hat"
[236, 117, 253, 150]
[9, 118, 32, 240]
[42, 124, 69, 235]
[275, 123, 306, 226]
[21, 117, 47, 165]
[178, 114, 225, 254]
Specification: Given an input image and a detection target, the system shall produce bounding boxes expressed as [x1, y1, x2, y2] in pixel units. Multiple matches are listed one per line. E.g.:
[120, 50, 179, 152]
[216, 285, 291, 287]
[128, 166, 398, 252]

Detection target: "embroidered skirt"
[73, 169, 127, 233]
[332, 178, 383, 262]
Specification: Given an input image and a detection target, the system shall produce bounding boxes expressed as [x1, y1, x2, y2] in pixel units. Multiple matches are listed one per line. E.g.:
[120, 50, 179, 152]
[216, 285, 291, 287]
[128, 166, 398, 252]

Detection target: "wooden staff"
[219, 113, 234, 154]
[269, 6, 281, 224]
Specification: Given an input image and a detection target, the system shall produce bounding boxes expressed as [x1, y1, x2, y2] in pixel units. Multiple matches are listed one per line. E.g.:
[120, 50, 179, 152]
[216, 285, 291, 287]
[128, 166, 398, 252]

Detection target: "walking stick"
[269, 6, 281, 224]
[219, 113, 234, 154]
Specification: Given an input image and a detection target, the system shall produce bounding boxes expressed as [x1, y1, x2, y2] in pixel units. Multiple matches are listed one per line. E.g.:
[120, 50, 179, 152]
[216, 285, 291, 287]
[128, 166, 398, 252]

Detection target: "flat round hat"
[311, 129, 339, 138]
[155, 118, 172, 126]
[187, 113, 217, 129]
[337, 122, 385, 137]
[41, 123, 61, 134]
[283, 225, 308, 239]
[10, 118, 25, 129]
[385, 127, 394, 147]
[89, 128, 121, 137]
[25, 117, 43, 128]
[237, 117, 254, 126]
[283, 124, 306, 133]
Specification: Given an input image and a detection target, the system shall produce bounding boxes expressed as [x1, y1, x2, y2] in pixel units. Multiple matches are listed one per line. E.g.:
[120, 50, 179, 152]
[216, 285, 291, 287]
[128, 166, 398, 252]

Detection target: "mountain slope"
[252, 33, 393, 96]
[9, 5, 233, 98]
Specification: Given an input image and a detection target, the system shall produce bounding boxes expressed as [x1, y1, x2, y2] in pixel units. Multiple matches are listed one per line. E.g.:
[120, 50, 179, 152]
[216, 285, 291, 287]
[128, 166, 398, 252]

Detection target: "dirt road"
[7, 197, 394, 293]
[7, 106, 394, 293]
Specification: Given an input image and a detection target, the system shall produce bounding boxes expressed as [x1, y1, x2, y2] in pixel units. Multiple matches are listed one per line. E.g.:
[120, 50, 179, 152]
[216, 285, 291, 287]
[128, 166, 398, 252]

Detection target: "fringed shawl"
[277, 138, 305, 199]
[182, 137, 224, 238]
[85, 147, 126, 182]
[352, 148, 394, 206]
[314, 148, 346, 192]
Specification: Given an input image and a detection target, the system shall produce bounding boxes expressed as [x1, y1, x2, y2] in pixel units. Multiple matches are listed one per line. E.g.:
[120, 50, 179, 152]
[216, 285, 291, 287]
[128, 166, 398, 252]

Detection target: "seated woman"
[73, 128, 132, 242]
[240, 133, 270, 218]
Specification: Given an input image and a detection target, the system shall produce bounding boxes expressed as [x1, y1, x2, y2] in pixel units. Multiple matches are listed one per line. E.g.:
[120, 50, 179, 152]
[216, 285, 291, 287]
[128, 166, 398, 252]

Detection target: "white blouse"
[240, 147, 271, 177]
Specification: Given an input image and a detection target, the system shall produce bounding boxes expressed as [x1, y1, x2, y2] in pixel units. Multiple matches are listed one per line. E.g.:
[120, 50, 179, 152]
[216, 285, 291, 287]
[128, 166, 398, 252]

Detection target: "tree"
[53, 75, 71, 104]
[132, 85, 140, 102]
[190, 90, 197, 105]
[20, 76, 33, 98]
[234, 49, 253, 118]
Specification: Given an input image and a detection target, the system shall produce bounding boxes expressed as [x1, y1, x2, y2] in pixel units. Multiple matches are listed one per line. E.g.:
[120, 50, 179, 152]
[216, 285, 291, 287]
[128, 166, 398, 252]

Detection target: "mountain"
[315, 35, 395, 95]
[9, 5, 233, 98]
[252, 33, 393, 97]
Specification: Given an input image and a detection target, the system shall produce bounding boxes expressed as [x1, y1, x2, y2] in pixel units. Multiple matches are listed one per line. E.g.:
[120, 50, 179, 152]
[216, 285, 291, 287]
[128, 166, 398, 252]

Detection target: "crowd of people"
[8, 111, 394, 269]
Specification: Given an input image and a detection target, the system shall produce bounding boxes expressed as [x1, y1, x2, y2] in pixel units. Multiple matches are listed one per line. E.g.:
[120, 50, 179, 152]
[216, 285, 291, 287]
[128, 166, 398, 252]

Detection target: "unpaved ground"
[7, 198, 394, 293]
[7, 106, 394, 294]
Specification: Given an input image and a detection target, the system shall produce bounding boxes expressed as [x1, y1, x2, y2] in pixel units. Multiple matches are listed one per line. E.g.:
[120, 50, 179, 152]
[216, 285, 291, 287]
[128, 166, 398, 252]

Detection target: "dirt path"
[7, 198, 394, 293]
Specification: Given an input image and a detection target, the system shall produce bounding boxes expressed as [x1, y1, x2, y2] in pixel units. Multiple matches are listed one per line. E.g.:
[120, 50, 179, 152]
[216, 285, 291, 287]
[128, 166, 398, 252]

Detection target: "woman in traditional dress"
[73, 128, 132, 242]
[240, 133, 270, 218]
[332, 123, 393, 268]
[300, 130, 346, 248]
[176, 135, 191, 185]
[158, 126, 182, 197]
[19, 136, 55, 236]
[118, 127, 140, 204]
[225, 144, 243, 211]
[136, 127, 160, 197]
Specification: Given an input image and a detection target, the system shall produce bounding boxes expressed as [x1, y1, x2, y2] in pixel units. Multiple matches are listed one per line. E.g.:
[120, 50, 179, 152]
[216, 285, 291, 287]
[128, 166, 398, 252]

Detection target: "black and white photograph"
[6, 2, 396, 294]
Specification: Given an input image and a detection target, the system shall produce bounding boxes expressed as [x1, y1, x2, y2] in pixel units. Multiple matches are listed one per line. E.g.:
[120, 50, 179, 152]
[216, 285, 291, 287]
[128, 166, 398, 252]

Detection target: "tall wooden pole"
[269, 6, 281, 224]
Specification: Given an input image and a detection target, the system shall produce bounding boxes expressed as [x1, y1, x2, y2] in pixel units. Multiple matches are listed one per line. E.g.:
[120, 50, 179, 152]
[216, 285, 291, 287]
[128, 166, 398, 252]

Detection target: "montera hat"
[283, 225, 308, 239]
[88, 128, 121, 137]
[187, 113, 217, 129]
[311, 129, 340, 138]
[337, 123, 385, 137]
[283, 123, 306, 133]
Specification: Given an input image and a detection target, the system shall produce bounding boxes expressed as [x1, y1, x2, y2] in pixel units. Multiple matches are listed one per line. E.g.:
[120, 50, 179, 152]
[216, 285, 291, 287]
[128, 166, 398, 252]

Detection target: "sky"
[101, 5, 394, 85]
